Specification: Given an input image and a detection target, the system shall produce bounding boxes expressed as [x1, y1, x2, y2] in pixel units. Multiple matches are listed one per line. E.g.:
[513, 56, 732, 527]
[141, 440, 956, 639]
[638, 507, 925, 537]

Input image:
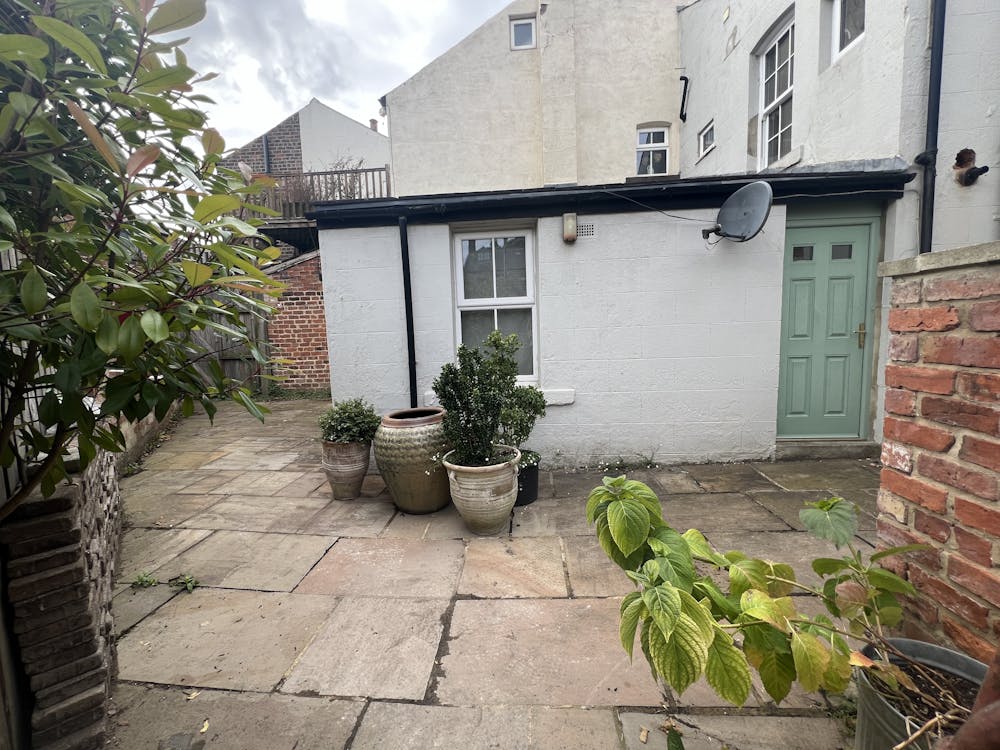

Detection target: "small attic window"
[510, 17, 536, 50]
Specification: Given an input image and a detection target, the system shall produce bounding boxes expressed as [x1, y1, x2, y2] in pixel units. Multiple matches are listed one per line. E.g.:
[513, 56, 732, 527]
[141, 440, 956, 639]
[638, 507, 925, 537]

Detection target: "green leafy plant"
[432, 330, 520, 466]
[499, 384, 546, 467]
[0, 0, 284, 521]
[169, 574, 198, 592]
[587, 476, 924, 710]
[131, 572, 157, 588]
[318, 398, 380, 443]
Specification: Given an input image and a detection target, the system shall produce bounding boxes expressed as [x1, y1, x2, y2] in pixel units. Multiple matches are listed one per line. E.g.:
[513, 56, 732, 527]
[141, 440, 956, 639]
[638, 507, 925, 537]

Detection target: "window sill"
[696, 144, 716, 164]
[760, 146, 802, 173]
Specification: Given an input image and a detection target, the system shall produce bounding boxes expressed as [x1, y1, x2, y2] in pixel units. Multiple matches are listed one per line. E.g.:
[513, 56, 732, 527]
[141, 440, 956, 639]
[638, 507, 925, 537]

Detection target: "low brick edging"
[878, 242, 1000, 662]
[0, 451, 121, 750]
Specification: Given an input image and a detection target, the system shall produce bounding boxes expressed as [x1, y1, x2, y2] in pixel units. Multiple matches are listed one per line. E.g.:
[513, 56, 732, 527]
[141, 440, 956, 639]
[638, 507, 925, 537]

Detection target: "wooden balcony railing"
[250, 166, 391, 218]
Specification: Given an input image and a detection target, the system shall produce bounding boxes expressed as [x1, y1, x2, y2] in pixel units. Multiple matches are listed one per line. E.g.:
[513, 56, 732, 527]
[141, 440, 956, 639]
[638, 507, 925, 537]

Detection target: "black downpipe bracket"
[397, 217, 418, 408]
[918, 0, 947, 254]
[679, 75, 690, 122]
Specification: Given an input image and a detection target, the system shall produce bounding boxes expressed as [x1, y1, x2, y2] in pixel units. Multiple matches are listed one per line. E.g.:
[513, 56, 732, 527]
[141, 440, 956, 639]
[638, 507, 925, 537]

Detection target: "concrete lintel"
[878, 241, 1000, 278]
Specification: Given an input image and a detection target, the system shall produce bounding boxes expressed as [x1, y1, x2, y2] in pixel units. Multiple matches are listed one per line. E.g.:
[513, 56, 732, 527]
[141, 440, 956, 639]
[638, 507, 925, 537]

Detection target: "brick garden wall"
[877, 243, 1000, 663]
[0, 451, 121, 750]
[219, 112, 302, 175]
[268, 252, 330, 391]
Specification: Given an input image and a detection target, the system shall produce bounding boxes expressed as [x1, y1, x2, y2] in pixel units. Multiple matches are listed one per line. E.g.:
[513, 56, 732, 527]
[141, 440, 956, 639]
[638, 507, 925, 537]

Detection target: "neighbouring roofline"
[308, 170, 916, 229]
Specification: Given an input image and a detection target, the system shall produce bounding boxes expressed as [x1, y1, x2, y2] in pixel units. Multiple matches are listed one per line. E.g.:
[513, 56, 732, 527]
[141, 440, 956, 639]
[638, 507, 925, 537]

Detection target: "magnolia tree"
[0, 0, 284, 517]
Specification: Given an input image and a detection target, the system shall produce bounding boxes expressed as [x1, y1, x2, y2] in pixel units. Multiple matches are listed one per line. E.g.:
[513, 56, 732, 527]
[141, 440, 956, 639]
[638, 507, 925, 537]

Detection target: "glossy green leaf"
[193, 194, 242, 224]
[870, 544, 929, 563]
[682, 528, 729, 567]
[619, 592, 644, 660]
[95, 314, 118, 354]
[69, 283, 102, 331]
[753, 646, 796, 704]
[0, 33, 50, 61]
[643, 584, 682, 639]
[202, 127, 224, 154]
[811, 557, 850, 575]
[649, 612, 709, 695]
[147, 0, 207, 34]
[31, 15, 108, 75]
[729, 558, 769, 598]
[181, 259, 212, 287]
[20, 264, 47, 314]
[140, 309, 169, 343]
[0, 205, 16, 232]
[118, 314, 145, 362]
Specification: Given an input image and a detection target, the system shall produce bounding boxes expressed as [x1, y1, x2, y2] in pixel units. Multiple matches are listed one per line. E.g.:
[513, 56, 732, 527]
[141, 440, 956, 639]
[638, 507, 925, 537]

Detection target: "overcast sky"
[183, 0, 512, 148]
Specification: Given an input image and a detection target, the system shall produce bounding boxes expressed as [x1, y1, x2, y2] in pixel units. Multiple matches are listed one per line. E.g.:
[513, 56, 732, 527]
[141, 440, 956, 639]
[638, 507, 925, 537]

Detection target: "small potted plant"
[499, 384, 546, 506]
[586, 476, 988, 749]
[432, 331, 521, 535]
[318, 398, 381, 500]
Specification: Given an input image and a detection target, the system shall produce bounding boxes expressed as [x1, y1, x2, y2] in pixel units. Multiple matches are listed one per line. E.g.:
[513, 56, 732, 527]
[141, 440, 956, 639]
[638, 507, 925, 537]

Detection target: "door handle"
[853, 323, 866, 349]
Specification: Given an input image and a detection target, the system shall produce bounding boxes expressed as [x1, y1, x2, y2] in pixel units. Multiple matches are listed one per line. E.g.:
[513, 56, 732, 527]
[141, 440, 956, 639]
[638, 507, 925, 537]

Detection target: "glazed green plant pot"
[373, 407, 451, 514]
[443, 446, 520, 535]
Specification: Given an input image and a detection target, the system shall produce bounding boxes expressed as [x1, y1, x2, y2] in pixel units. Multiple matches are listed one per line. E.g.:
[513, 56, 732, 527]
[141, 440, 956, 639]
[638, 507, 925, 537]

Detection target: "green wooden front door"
[777, 224, 873, 438]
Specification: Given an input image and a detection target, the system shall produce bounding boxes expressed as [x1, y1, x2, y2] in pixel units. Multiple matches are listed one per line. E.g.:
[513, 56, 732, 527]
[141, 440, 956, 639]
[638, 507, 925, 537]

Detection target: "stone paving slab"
[122, 491, 223, 529]
[564, 535, 638, 597]
[148, 530, 332, 591]
[299, 497, 397, 537]
[459, 537, 568, 598]
[751, 459, 880, 492]
[679, 463, 777, 492]
[512, 495, 592, 537]
[282, 597, 447, 700]
[381, 504, 468, 539]
[110, 684, 363, 750]
[200, 451, 301, 472]
[638, 468, 705, 495]
[660, 492, 790, 533]
[435, 598, 664, 707]
[180, 493, 331, 533]
[141, 450, 228, 470]
[112, 584, 178, 635]
[116, 589, 334, 691]
[203, 469, 306, 496]
[117, 528, 212, 581]
[620, 713, 847, 750]
[173, 470, 244, 494]
[296, 537, 465, 598]
[350, 703, 621, 750]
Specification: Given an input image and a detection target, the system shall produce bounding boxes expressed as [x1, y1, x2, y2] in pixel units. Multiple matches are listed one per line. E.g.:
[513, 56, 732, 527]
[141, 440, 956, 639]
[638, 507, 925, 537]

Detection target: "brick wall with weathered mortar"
[877, 243, 1000, 663]
[0, 450, 121, 750]
[219, 112, 302, 175]
[268, 252, 330, 390]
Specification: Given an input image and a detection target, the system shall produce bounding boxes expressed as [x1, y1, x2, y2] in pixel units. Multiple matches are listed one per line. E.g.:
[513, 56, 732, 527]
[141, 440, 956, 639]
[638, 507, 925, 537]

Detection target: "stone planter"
[321, 440, 370, 500]
[373, 407, 451, 514]
[855, 638, 987, 750]
[443, 446, 520, 535]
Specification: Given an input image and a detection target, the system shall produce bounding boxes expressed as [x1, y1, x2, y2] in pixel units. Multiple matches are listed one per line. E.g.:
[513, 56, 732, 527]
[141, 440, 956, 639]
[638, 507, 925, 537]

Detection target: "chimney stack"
[370, 119, 378, 132]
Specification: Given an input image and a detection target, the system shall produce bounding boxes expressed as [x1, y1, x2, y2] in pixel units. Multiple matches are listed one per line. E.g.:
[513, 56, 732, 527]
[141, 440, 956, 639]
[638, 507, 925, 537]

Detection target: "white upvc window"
[454, 231, 537, 380]
[833, 0, 865, 55]
[510, 16, 536, 50]
[760, 22, 794, 168]
[698, 121, 716, 158]
[636, 127, 669, 176]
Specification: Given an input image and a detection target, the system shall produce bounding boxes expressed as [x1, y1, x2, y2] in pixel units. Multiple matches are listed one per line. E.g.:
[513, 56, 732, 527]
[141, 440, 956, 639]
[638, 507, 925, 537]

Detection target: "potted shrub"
[586, 476, 988, 749]
[499, 384, 547, 506]
[432, 331, 521, 535]
[318, 398, 380, 500]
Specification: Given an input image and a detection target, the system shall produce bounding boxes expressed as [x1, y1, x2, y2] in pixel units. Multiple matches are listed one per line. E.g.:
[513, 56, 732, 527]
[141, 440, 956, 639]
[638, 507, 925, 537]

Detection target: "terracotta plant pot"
[373, 407, 451, 514]
[443, 446, 520, 535]
[321, 440, 371, 500]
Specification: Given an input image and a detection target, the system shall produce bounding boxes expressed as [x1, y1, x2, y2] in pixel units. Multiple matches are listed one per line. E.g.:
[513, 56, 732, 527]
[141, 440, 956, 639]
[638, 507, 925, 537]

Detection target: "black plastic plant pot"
[515, 459, 539, 506]
[854, 637, 987, 750]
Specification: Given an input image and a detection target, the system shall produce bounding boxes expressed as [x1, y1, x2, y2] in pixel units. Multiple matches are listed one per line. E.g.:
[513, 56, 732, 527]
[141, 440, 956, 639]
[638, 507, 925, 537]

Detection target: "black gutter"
[917, 0, 947, 254]
[397, 217, 418, 408]
[308, 170, 915, 229]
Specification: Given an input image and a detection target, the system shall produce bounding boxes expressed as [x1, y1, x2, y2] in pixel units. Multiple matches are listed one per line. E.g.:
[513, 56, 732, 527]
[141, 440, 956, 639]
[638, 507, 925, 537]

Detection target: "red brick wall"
[878, 256, 1000, 662]
[220, 112, 302, 175]
[269, 253, 329, 391]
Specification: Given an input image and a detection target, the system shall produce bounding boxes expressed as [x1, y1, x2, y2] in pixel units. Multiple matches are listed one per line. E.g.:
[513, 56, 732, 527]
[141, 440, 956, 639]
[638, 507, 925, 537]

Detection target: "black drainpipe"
[398, 217, 418, 408]
[917, 0, 947, 254]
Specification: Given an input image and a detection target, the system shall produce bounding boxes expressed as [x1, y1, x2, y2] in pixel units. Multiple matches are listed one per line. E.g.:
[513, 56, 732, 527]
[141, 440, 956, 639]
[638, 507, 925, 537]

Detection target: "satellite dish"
[702, 181, 773, 241]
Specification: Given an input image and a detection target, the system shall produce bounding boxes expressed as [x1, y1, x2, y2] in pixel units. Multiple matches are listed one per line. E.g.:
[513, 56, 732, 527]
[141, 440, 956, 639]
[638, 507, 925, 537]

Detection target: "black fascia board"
[308, 170, 916, 229]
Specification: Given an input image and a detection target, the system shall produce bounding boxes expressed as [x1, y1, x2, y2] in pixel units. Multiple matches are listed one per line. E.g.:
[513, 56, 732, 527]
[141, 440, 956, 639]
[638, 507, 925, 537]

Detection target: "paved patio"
[108, 401, 878, 749]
